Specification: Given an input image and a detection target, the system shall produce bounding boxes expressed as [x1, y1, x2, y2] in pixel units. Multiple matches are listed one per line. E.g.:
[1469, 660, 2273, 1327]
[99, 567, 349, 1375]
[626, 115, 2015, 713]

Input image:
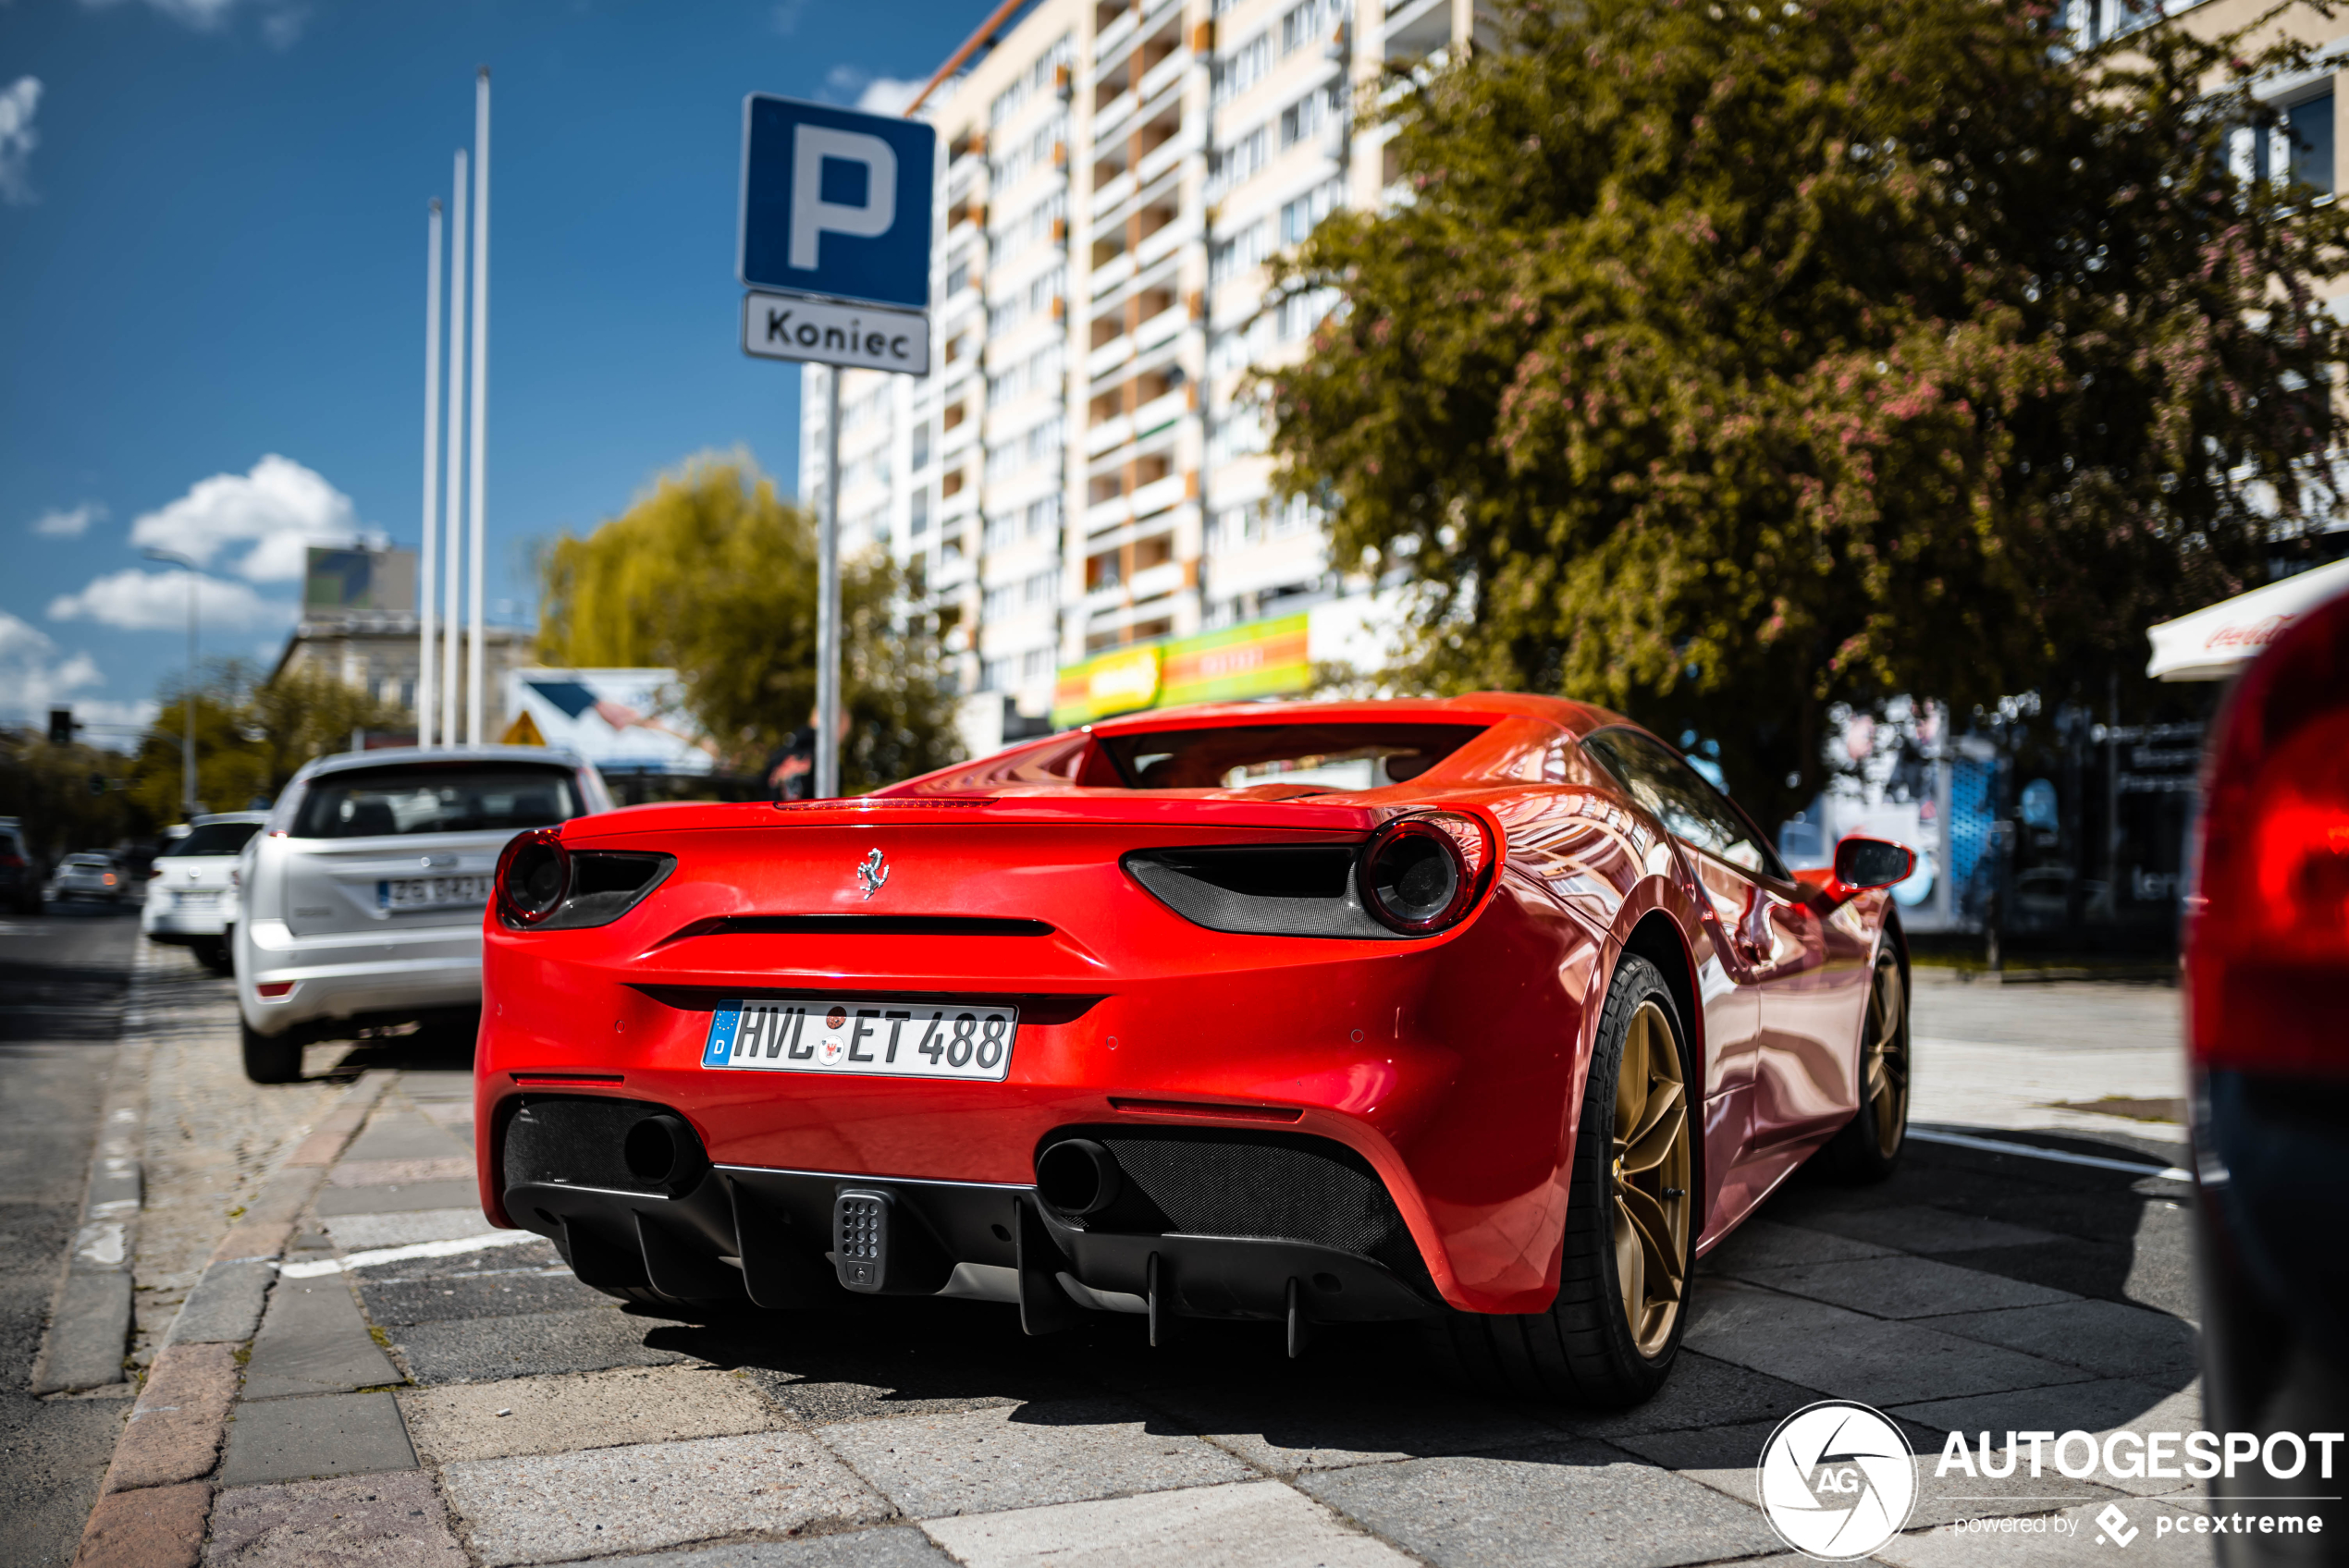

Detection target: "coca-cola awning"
[2146, 557, 2349, 681]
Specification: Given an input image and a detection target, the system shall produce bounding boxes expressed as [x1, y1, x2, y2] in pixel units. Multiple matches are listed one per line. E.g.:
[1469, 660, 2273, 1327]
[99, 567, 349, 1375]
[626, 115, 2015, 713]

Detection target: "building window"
[1280, 178, 1345, 243]
[911, 422, 930, 471]
[1277, 286, 1339, 341]
[2291, 93, 2335, 191]
[910, 487, 929, 536]
[1210, 218, 1272, 284]
[1025, 494, 1062, 537]
[1026, 569, 1058, 605]
[984, 582, 1018, 620]
[1280, 82, 1344, 149]
[1212, 32, 1273, 104]
[980, 655, 1015, 692]
[1281, 0, 1346, 55]
[1022, 647, 1056, 680]
[1210, 128, 1269, 196]
[984, 513, 1017, 552]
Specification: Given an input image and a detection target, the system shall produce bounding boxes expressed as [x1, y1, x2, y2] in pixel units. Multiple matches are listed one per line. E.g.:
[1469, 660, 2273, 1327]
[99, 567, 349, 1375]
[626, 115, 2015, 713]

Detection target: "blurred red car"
[2187, 585, 2349, 1554]
[474, 694, 1915, 1405]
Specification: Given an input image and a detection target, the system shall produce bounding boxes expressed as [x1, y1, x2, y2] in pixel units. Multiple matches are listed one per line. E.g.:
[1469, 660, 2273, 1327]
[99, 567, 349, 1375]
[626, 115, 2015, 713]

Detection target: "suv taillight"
[2187, 589, 2349, 1078]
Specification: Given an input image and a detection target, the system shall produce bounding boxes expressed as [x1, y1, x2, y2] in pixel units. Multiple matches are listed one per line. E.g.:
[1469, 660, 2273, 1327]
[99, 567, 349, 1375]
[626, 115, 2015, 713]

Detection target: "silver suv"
[232, 746, 611, 1082]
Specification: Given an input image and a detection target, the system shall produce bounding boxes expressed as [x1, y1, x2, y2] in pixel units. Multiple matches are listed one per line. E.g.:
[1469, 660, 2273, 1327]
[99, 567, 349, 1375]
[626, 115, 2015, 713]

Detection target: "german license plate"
[701, 998, 1016, 1082]
[379, 875, 491, 912]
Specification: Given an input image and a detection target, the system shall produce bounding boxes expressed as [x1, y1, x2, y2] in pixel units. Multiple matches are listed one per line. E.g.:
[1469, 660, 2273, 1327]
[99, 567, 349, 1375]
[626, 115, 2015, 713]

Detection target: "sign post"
[738, 95, 936, 800]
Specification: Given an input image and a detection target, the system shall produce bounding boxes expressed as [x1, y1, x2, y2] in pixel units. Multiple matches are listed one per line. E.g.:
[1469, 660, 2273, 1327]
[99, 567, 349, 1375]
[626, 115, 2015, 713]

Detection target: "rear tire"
[1433, 953, 1696, 1407]
[1808, 947, 1911, 1184]
[240, 1018, 303, 1084]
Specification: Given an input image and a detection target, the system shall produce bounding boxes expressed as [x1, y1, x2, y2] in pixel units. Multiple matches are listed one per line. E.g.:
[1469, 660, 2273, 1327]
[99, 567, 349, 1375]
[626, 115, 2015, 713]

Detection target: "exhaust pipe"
[621, 1113, 708, 1197]
[1036, 1138, 1123, 1218]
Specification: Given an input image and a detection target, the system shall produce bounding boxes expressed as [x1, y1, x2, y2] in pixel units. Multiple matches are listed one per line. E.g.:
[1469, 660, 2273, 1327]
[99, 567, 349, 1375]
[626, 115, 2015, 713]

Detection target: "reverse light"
[1359, 812, 1493, 935]
[2188, 589, 2349, 1078]
[495, 828, 570, 927]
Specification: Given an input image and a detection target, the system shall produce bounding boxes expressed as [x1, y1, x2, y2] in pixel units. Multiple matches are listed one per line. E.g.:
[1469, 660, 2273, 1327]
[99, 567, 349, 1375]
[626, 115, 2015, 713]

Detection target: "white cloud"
[79, 0, 243, 28]
[820, 67, 926, 117]
[856, 77, 926, 116]
[0, 77, 40, 206]
[0, 610, 108, 728]
[129, 454, 359, 582]
[48, 569, 296, 633]
[32, 501, 106, 538]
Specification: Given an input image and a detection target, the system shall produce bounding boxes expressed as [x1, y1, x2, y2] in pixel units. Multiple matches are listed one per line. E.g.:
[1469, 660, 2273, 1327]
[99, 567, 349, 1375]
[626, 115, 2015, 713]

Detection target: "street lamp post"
[142, 546, 200, 821]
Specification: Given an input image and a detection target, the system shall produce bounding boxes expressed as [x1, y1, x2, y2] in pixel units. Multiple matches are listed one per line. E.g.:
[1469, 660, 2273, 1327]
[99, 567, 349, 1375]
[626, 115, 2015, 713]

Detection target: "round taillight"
[496, 828, 569, 926]
[1359, 812, 1492, 934]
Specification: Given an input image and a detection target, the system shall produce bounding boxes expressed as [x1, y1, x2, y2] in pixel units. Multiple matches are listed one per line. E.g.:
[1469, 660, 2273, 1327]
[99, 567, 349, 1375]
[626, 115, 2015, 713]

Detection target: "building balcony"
[1131, 470, 1187, 520]
[1385, 0, 1455, 60]
[1092, 89, 1139, 141]
[1087, 411, 1134, 456]
[1127, 557, 1186, 603]
[1095, 6, 1141, 66]
[1088, 331, 1135, 379]
[1090, 251, 1138, 298]
[1136, 46, 1188, 106]
[1136, 209, 1197, 269]
[1085, 493, 1134, 534]
[1135, 301, 1187, 354]
[1131, 386, 1187, 437]
[1089, 168, 1138, 222]
[1136, 125, 1197, 188]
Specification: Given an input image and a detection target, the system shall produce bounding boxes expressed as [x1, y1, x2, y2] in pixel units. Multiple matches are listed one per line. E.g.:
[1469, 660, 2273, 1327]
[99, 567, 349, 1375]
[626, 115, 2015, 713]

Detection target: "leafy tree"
[124, 661, 403, 823]
[1263, 0, 2348, 826]
[0, 731, 145, 860]
[536, 453, 958, 792]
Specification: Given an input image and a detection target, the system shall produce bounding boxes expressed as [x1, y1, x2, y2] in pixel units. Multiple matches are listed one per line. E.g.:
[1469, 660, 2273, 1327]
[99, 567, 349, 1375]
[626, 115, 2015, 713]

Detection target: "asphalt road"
[0, 895, 139, 1568]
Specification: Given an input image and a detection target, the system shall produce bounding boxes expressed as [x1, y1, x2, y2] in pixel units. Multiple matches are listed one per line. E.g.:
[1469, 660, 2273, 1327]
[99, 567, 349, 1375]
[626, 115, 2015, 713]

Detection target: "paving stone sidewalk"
[74, 974, 2217, 1567]
[97, 1069, 2199, 1568]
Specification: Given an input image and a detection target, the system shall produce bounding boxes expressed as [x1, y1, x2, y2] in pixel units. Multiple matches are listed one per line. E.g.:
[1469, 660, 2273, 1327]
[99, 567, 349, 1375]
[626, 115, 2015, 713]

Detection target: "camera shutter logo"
[1756, 1401, 1919, 1559]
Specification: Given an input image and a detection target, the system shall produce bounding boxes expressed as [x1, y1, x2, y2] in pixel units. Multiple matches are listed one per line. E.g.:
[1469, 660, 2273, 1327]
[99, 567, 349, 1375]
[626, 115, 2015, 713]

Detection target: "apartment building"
[802, 0, 1482, 756]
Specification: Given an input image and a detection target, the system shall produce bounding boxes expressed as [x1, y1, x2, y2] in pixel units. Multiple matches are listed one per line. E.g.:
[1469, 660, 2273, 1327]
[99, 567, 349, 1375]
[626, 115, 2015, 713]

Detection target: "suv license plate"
[702, 998, 1016, 1082]
[379, 875, 492, 912]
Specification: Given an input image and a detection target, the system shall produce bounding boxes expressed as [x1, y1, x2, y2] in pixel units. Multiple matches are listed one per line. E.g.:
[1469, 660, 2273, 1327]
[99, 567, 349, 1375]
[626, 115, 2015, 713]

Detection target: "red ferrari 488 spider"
[475, 693, 1915, 1406]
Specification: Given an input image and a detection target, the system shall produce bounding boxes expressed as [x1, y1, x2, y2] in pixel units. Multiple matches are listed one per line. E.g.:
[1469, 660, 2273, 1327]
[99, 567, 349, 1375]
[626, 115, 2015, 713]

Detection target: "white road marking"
[280, 1229, 544, 1279]
[1909, 1126, 2194, 1182]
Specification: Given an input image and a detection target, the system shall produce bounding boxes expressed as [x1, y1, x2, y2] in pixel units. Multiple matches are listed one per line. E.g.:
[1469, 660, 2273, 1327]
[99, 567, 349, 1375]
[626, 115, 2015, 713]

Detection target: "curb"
[31, 940, 158, 1395]
[70, 1066, 400, 1568]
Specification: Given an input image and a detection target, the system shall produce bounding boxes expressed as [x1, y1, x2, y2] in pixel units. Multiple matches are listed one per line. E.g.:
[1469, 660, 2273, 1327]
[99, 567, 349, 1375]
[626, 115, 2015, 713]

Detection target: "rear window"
[65, 854, 112, 867]
[162, 822, 262, 858]
[1097, 724, 1487, 790]
[290, 766, 582, 839]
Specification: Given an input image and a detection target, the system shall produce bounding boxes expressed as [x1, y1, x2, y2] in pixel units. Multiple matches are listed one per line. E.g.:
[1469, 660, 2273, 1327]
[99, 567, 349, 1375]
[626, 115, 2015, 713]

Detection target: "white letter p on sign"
[791, 126, 897, 270]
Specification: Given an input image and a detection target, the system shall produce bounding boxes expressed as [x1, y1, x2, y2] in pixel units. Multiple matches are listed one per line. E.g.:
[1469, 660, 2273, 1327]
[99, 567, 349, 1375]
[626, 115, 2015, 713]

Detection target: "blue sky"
[2, 0, 977, 745]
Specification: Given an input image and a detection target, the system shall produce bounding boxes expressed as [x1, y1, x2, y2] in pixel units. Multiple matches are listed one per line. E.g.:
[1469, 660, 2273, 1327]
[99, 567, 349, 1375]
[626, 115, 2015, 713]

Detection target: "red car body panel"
[474, 694, 1896, 1316]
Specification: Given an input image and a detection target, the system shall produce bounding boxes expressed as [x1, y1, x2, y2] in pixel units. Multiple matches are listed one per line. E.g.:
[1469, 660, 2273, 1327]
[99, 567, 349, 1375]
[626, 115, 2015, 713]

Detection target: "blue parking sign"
[739, 95, 936, 311]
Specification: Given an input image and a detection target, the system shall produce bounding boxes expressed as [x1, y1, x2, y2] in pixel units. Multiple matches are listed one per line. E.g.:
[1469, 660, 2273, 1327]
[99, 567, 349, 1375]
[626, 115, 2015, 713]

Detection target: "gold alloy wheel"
[1862, 957, 1910, 1160]
[1612, 999, 1692, 1357]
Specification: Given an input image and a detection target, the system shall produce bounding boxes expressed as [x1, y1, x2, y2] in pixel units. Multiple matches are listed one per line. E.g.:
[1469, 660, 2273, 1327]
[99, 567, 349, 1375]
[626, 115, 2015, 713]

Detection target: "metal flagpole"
[418, 198, 443, 747]
[442, 148, 469, 748]
[465, 67, 490, 746]
[817, 366, 842, 800]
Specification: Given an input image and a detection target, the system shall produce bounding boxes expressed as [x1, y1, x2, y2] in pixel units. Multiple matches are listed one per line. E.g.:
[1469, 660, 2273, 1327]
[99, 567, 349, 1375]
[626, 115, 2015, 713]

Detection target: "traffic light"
[48, 708, 73, 746]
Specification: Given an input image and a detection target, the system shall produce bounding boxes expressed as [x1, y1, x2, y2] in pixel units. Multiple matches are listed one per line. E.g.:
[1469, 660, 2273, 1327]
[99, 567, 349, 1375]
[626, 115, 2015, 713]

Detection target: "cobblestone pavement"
[76, 968, 2216, 1567]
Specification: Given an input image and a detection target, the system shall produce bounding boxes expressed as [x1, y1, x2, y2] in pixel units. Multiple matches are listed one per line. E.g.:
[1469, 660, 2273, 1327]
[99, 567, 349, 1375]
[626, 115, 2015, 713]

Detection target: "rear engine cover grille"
[1072, 1128, 1430, 1284]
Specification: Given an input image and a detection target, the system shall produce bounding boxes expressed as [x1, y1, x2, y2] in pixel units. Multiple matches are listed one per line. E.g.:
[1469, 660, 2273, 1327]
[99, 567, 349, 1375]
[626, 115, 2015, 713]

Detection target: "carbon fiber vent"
[503, 1096, 681, 1196]
[1052, 1128, 1432, 1286]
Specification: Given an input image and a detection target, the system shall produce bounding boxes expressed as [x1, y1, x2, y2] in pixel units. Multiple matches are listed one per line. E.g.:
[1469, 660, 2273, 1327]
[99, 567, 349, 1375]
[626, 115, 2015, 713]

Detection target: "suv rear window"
[290, 766, 582, 839]
[161, 822, 262, 857]
[1097, 724, 1486, 790]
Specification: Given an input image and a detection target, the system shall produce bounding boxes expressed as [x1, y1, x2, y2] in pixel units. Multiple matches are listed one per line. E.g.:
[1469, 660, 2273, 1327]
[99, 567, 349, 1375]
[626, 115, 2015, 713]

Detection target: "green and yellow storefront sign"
[1051, 612, 1311, 729]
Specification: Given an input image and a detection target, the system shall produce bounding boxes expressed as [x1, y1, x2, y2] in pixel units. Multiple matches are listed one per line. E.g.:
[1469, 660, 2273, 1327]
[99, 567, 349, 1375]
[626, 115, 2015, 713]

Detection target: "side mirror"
[1834, 836, 1916, 892]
